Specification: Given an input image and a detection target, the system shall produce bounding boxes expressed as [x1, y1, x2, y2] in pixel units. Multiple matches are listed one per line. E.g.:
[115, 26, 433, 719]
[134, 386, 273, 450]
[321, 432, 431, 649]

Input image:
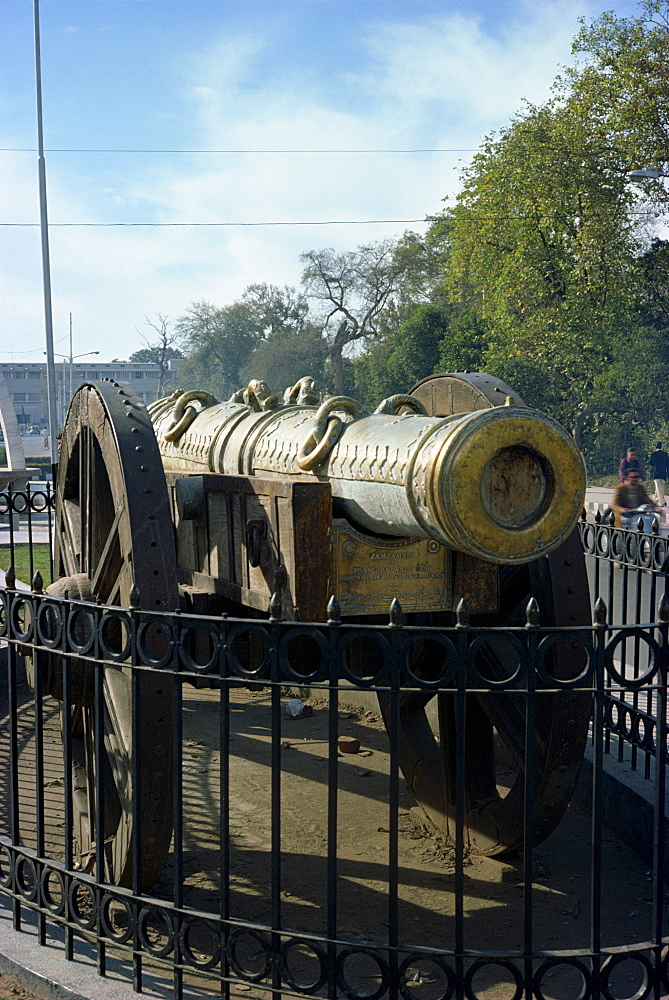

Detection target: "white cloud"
[2, 2, 611, 364]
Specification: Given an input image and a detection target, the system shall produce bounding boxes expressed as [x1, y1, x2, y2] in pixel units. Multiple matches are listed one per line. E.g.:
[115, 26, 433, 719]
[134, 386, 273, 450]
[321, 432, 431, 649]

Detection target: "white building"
[0, 360, 181, 431]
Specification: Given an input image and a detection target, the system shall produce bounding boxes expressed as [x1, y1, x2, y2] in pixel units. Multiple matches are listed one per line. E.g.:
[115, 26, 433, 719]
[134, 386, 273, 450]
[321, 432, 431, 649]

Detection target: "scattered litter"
[405, 968, 436, 985]
[338, 735, 360, 753]
[282, 738, 328, 749]
[285, 699, 314, 719]
[358, 750, 373, 757]
[355, 768, 372, 777]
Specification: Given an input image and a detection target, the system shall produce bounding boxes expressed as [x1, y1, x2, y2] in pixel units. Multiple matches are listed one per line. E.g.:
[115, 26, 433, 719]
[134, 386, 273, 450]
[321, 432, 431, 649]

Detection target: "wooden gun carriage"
[35, 371, 591, 889]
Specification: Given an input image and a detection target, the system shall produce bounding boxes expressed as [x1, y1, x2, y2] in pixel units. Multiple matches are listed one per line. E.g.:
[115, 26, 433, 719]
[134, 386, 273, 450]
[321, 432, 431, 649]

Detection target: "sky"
[0, 0, 643, 365]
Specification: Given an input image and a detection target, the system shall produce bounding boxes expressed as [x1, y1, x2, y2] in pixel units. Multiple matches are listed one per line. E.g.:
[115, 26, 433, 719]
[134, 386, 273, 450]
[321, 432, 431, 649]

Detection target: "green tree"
[350, 338, 397, 408]
[239, 283, 309, 338]
[567, 238, 669, 471]
[569, 1, 669, 183]
[636, 238, 669, 331]
[446, 97, 642, 424]
[240, 325, 328, 395]
[176, 285, 310, 398]
[176, 300, 261, 398]
[385, 305, 447, 390]
[434, 308, 486, 375]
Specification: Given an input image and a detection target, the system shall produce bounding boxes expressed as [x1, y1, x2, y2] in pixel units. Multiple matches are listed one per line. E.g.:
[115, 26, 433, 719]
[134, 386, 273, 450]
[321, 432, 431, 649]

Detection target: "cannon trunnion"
[41, 372, 591, 887]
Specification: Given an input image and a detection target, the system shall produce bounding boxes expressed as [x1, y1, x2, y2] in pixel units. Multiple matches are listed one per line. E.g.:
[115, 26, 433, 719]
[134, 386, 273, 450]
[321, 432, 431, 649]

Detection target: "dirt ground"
[1, 681, 666, 1000]
[150, 685, 663, 999]
[0, 971, 38, 1000]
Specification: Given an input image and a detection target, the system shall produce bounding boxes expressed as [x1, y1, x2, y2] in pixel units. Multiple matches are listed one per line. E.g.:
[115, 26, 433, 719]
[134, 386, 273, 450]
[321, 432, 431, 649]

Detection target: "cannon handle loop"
[374, 394, 428, 416]
[297, 396, 366, 472]
[147, 389, 183, 421]
[164, 390, 218, 443]
[297, 416, 343, 471]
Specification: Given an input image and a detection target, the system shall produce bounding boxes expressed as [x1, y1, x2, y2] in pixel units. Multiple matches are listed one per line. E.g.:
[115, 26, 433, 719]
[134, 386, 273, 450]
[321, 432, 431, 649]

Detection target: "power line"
[0, 218, 432, 227]
[3, 210, 668, 228]
[1, 146, 474, 154]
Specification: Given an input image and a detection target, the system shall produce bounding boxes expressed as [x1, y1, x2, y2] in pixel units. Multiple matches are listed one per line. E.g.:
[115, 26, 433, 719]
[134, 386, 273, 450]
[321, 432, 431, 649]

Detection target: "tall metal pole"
[33, 0, 59, 476]
[69, 312, 73, 412]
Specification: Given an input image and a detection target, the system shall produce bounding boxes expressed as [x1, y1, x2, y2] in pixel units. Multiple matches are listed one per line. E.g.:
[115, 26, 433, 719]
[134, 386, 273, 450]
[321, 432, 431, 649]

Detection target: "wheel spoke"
[90, 500, 125, 601]
[80, 425, 92, 577]
[58, 499, 82, 577]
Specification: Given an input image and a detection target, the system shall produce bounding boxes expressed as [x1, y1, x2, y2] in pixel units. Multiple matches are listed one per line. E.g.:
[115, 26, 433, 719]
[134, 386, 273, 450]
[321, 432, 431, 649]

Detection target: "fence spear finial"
[456, 598, 470, 628]
[658, 593, 669, 623]
[269, 592, 282, 622]
[389, 598, 403, 627]
[526, 597, 541, 627]
[593, 596, 607, 626]
[327, 595, 341, 625]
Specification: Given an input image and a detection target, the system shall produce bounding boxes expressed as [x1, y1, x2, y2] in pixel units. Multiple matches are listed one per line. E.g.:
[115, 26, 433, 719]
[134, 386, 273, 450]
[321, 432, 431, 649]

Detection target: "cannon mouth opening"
[429, 408, 586, 564]
[480, 445, 554, 530]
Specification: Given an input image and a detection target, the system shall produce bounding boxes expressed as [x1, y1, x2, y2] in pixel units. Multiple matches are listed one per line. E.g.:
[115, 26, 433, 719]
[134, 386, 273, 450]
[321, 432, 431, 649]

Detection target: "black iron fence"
[0, 492, 667, 1000]
[580, 513, 669, 779]
[0, 481, 55, 588]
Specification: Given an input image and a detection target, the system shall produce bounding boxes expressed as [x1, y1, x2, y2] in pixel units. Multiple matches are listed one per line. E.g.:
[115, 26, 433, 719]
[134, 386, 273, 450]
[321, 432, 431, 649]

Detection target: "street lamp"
[43, 348, 100, 425]
[628, 169, 662, 180]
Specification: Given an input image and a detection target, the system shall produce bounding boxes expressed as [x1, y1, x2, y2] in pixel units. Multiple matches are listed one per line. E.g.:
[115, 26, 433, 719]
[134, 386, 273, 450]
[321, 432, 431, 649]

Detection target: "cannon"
[39, 371, 590, 887]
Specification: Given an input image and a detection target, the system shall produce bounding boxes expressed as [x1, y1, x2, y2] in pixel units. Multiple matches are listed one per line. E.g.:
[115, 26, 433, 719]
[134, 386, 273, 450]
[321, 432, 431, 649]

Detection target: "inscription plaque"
[333, 519, 450, 615]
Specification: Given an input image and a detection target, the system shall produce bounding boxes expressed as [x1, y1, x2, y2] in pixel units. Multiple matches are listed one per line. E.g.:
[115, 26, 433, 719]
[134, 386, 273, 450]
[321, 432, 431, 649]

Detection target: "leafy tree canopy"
[446, 92, 645, 424]
[129, 346, 183, 364]
[175, 285, 309, 399]
[568, 0, 669, 183]
[240, 325, 328, 395]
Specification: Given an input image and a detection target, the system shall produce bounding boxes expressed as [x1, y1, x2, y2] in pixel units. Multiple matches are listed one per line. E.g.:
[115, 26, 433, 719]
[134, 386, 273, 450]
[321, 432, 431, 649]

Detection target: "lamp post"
[44, 347, 100, 425]
[33, 0, 58, 475]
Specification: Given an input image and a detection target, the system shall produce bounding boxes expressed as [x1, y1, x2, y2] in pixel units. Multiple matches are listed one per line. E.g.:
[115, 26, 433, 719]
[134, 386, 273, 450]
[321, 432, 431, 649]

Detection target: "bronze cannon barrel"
[149, 385, 585, 565]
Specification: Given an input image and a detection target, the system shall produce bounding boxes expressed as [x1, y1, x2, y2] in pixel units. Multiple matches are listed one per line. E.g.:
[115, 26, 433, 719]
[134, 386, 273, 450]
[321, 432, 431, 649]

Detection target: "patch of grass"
[0, 543, 53, 588]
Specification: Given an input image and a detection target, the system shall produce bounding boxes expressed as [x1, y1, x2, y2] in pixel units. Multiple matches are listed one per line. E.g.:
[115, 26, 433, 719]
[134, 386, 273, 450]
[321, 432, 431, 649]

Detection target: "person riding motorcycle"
[611, 470, 653, 529]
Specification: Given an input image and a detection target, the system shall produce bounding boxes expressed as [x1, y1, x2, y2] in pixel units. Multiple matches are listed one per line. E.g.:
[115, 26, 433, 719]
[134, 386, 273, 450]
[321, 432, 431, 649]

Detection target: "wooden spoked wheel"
[378, 373, 592, 856]
[48, 380, 178, 888]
